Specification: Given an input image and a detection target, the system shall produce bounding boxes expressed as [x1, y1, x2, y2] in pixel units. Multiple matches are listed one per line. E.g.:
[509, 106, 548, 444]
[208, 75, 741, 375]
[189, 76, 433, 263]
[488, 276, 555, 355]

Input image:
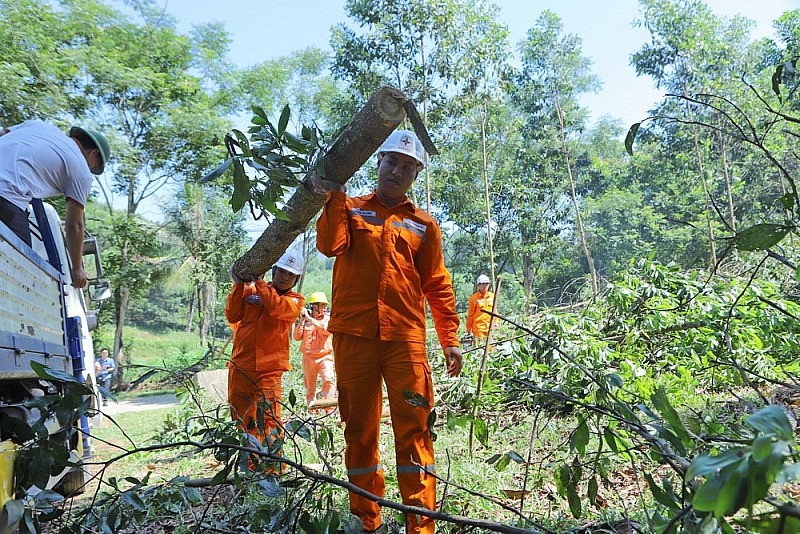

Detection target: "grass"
[90, 407, 182, 482]
[75, 326, 652, 531]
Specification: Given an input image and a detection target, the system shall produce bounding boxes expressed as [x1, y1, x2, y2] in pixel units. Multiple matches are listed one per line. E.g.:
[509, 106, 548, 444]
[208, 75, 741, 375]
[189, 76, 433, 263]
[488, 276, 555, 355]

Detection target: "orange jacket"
[466, 290, 495, 337]
[225, 279, 304, 372]
[316, 190, 459, 348]
[292, 314, 333, 359]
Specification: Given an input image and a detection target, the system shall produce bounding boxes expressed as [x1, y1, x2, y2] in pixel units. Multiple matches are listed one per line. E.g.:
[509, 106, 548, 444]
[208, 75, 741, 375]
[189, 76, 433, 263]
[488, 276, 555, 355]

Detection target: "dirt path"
[99, 393, 179, 415]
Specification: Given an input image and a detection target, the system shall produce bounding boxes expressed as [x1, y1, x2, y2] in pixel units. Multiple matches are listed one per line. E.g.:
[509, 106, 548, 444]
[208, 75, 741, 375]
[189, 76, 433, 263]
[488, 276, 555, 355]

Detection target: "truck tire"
[55, 468, 86, 497]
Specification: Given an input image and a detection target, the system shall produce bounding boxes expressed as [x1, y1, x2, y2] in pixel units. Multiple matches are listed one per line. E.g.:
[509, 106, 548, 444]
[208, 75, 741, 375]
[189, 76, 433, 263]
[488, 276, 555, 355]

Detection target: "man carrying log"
[312, 130, 463, 533]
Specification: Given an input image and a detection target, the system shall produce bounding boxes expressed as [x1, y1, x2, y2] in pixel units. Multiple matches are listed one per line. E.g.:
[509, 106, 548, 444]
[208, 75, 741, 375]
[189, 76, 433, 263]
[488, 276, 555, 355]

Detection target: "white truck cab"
[0, 199, 110, 529]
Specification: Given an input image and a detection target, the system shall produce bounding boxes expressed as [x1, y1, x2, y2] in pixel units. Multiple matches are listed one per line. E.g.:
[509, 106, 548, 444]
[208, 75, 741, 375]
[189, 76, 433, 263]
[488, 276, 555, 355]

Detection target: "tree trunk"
[231, 85, 408, 280]
[113, 284, 130, 389]
[555, 100, 598, 295]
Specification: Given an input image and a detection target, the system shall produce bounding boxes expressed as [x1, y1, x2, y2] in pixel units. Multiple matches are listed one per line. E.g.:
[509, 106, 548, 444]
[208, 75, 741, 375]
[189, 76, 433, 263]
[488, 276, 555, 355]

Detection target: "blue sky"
[159, 0, 795, 129]
[116, 0, 794, 224]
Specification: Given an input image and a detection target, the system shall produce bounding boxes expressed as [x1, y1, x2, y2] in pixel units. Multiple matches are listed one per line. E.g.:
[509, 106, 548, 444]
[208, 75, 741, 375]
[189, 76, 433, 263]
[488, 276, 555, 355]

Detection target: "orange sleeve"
[292, 320, 304, 341]
[254, 279, 305, 321]
[316, 191, 349, 257]
[466, 293, 477, 334]
[417, 221, 460, 348]
[224, 283, 246, 323]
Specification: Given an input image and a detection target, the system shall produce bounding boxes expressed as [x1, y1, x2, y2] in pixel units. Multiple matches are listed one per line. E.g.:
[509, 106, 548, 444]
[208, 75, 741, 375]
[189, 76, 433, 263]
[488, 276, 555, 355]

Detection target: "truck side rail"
[0, 221, 70, 378]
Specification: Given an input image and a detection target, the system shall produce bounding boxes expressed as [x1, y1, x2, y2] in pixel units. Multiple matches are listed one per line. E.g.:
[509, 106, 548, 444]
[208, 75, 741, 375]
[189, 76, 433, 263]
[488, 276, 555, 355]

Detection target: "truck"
[0, 199, 110, 531]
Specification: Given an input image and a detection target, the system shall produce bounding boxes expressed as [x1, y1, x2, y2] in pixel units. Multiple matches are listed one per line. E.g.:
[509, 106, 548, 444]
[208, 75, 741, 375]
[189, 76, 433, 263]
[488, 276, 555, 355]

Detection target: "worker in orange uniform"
[225, 250, 305, 471]
[466, 274, 496, 345]
[313, 129, 463, 534]
[293, 291, 336, 412]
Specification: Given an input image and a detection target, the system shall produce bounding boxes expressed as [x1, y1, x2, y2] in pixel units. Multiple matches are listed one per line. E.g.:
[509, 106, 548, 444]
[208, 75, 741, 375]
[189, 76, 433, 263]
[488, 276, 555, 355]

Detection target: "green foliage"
[688, 406, 794, 520]
[0, 363, 94, 533]
[205, 105, 326, 219]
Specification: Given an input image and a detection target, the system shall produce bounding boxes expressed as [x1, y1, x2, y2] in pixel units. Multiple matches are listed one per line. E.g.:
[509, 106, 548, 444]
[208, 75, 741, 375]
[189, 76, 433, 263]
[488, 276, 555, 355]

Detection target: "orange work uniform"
[466, 290, 495, 340]
[224, 279, 304, 445]
[292, 314, 335, 405]
[317, 190, 459, 533]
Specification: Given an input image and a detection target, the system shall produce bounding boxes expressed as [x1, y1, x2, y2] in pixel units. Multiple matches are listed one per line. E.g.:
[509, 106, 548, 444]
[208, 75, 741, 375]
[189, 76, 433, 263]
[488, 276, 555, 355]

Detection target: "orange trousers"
[302, 353, 336, 405]
[333, 333, 436, 533]
[227, 365, 283, 445]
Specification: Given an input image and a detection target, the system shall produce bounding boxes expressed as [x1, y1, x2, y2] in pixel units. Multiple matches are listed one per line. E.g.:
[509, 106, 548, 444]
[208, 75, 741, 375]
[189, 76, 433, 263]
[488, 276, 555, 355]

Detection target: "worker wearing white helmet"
[312, 129, 462, 533]
[466, 274, 496, 344]
[224, 250, 305, 473]
[293, 291, 336, 413]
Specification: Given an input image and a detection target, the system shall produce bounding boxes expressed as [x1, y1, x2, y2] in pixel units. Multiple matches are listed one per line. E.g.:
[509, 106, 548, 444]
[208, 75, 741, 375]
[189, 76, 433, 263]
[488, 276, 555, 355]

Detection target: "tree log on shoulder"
[231, 85, 408, 281]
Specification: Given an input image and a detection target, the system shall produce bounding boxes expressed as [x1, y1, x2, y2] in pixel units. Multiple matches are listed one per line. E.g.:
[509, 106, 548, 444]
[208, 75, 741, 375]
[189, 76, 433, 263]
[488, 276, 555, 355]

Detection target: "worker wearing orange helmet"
[313, 130, 462, 533]
[466, 274, 497, 343]
[293, 291, 336, 412]
[225, 250, 305, 470]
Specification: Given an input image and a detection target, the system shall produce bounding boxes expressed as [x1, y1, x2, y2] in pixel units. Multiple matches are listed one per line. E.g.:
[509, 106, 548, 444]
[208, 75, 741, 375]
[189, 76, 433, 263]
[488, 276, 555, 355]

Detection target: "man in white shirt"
[0, 120, 110, 288]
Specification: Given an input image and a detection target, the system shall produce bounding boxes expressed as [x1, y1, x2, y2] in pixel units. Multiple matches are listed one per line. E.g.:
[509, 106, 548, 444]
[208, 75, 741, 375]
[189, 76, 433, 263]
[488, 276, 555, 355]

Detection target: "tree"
[631, 0, 762, 270]
[331, 0, 509, 211]
[67, 1, 234, 360]
[0, 0, 92, 124]
[507, 10, 601, 300]
[163, 183, 248, 345]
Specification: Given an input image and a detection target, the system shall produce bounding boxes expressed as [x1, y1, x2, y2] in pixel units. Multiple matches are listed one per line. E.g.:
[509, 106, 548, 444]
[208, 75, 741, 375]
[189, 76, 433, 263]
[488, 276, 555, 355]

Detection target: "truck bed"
[0, 223, 70, 378]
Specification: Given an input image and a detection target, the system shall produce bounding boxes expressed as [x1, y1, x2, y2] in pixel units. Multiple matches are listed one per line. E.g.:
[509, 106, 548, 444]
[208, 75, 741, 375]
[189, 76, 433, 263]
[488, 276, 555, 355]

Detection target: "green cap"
[69, 126, 110, 174]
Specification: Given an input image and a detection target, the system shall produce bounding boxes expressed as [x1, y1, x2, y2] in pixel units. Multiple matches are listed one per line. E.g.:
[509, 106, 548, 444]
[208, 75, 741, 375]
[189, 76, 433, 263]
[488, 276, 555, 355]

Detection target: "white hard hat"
[477, 274, 490, 284]
[275, 250, 304, 275]
[378, 130, 426, 167]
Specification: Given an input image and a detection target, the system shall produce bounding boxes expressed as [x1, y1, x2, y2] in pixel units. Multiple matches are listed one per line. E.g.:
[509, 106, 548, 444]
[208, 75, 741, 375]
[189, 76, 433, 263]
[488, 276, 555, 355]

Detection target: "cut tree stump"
[232, 85, 409, 281]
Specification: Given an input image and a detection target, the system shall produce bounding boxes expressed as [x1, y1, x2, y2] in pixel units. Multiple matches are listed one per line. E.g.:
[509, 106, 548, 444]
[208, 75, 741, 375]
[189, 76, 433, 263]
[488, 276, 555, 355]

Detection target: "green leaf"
[566, 481, 582, 518]
[210, 466, 230, 485]
[493, 452, 511, 471]
[645, 473, 680, 510]
[692, 473, 724, 513]
[402, 390, 429, 408]
[285, 419, 312, 441]
[201, 158, 232, 183]
[2, 499, 24, 528]
[587, 476, 598, 506]
[747, 405, 793, 441]
[474, 417, 489, 448]
[121, 490, 147, 512]
[751, 435, 773, 462]
[29, 361, 81, 384]
[687, 448, 745, 479]
[278, 104, 290, 135]
[624, 122, 641, 156]
[230, 160, 250, 213]
[570, 417, 589, 454]
[650, 387, 691, 446]
[772, 64, 784, 99]
[779, 192, 794, 211]
[603, 426, 619, 453]
[713, 471, 746, 517]
[730, 224, 792, 251]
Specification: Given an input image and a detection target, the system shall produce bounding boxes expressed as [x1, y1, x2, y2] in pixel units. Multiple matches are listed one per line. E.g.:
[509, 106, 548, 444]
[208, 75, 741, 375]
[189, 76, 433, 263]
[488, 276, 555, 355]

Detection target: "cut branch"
[231, 85, 409, 280]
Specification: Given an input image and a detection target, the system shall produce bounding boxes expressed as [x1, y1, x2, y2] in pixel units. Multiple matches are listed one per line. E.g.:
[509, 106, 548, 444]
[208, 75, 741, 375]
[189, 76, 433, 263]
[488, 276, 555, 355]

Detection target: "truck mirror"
[82, 236, 104, 280]
[88, 280, 112, 301]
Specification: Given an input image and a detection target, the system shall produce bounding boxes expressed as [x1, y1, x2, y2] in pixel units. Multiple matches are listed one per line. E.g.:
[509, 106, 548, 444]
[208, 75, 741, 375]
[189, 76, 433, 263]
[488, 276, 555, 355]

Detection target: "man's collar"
[368, 190, 416, 211]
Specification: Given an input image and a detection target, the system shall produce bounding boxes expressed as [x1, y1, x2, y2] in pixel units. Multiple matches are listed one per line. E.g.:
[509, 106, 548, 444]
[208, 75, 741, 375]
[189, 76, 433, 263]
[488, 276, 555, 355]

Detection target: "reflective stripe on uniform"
[347, 464, 383, 477]
[397, 463, 435, 474]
